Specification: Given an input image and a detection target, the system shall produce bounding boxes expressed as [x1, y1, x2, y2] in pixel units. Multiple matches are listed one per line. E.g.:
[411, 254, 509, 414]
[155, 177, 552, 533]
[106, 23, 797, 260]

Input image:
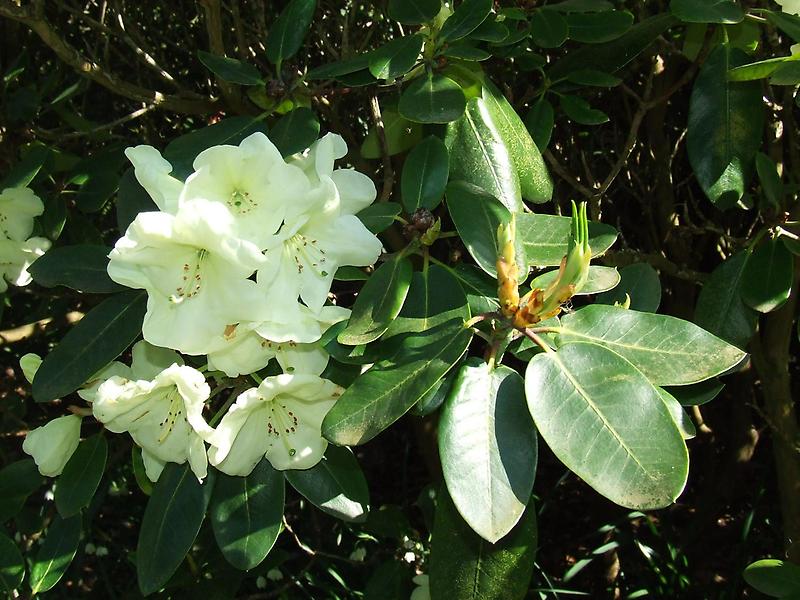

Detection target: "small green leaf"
[137, 464, 214, 596]
[401, 136, 449, 212]
[413, 369, 457, 416]
[526, 342, 688, 509]
[440, 0, 493, 42]
[0, 143, 50, 189]
[55, 433, 108, 518]
[666, 379, 724, 406]
[389, 0, 441, 25]
[440, 361, 536, 543]
[566, 68, 622, 87]
[338, 255, 413, 345]
[548, 0, 614, 12]
[265, 0, 316, 65]
[0, 533, 24, 594]
[560, 95, 610, 125]
[0, 460, 43, 522]
[361, 109, 424, 158]
[75, 172, 119, 213]
[531, 265, 620, 295]
[132, 447, 153, 496]
[369, 35, 424, 80]
[308, 55, 370, 80]
[33, 291, 147, 402]
[357, 202, 402, 234]
[728, 56, 794, 82]
[469, 18, 510, 43]
[767, 11, 800, 43]
[285, 445, 370, 522]
[744, 559, 800, 597]
[29, 514, 82, 595]
[771, 60, 800, 85]
[197, 51, 263, 85]
[29, 244, 123, 293]
[399, 73, 467, 124]
[597, 262, 661, 312]
[441, 44, 491, 61]
[658, 388, 696, 440]
[741, 238, 794, 313]
[516, 212, 617, 267]
[452, 263, 500, 314]
[269, 107, 320, 157]
[525, 98, 555, 150]
[323, 319, 473, 445]
[557, 304, 747, 385]
[670, 0, 744, 24]
[567, 10, 633, 42]
[529, 9, 568, 49]
[755, 152, 783, 208]
[211, 459, 284, 571]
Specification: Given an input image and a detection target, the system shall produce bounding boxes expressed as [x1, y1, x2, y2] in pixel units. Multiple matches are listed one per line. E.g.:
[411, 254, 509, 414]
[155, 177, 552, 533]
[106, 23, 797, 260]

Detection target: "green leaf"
[132, 447, 153, 496]
[369, 35, 424, 80]
[771, 60, 800, 85]
[531, 265, 620, 295]
[116, 169, 157, 234]
[338, 255, 413, 345]
[357, 202, 402, 234]
[525, 98, 555, 150]
[0, 533, 24, 594]
[566, 68, 622, 87]
[597, 262, 661, 312]
[452, 263, 501, 314]
[670, 0, 743, 23]
[33, 291, 146, 402]
[285, 445, 369, 522]
[440, 0, 492, 42]
[441, 44, 491, 61]
[75, 172, 119, 213]
[531, 9, 569, 48]
[481, 80, 553, 204]
[766, 11, 800, 43]
[687, 45, 764, 209]
[28, 244, 123, 293]
[439, 361, 536, 543]
[389, 0, 441, 25]
[413, 369, 457, 416]
[549, 13, 677, 80]
[29, 514, 81, 594]
[658, 388, 696, 440]
[197, 51, 263, 85]
[548, 0, 614, 11]
[210, 460, 284, 571]
[399, 73, 467, 124]
[756, 152, 783, 208]
[308, 55, 370, 80]
[694, 251, 757, 349]
[741, 238, 794, 313]
[744, 559, 800, 597]
[323, 319, 473, 445]
[0, 460, 43, 522]
[470, 18, 509, 42]
[526, 342, 688, 508]
[361, 109, 424, 158]
[666, 379, 724, 406]
[137, 464, 214, 596]
[560, 95, 609, 125]
[567, 10, 633, 42]
[0, 143, 50, 189]
[401, 136, 449, 212]
[365, 560, 413, 600]
[429, 489, 537, 600]
[516, 212, 617, 267]
[557, 304, 747, 385]
[444, 97, 523, 212]
[268, 107, 320, 157]
[265, 0, 316, 65]
[55, 433, 107, 518]
[728, 56, 794, 82]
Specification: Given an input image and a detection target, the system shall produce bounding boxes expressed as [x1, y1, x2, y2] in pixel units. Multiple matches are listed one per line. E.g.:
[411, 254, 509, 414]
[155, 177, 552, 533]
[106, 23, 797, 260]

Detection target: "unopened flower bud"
[22, 414, 82, 477]
[496, 217, 520, 318]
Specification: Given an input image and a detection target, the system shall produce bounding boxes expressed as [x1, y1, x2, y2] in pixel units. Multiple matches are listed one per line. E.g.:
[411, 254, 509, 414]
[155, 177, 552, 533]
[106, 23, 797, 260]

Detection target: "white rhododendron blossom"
[124, 146, 183, 214]
[207, 374, 342, 475]
[0, 186, 50, 293]
[22, 414, 83, 477]
[93, 364, 213, 481]
[777, 0, 800, 14]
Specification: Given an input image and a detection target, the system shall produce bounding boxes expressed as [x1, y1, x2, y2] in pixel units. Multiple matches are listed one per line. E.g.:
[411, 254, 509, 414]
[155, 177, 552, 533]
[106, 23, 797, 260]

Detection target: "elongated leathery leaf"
[516, 212, 617, 267]
[558, 304, 746, 386]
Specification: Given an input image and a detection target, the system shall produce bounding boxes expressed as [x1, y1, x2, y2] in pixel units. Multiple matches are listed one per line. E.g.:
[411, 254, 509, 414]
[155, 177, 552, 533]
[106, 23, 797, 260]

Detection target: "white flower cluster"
[0, 186, 50, 293]
[23, 132, 383, 481]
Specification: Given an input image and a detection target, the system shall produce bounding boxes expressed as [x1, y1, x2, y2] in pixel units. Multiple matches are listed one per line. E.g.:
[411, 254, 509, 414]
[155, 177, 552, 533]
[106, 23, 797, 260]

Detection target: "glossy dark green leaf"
[285, 445, 369, 522]
[388, 0, 441, 24]
[361, 109, 424, 158]
[413, 368, 457, 416]
[429, 489, 537, 600]
[744, 559, 800, 597]
[0, 533, 24, 594]
[399, 73, 467, 124]
[741, 238, 794, 313]
[323, 319, 473, 445]
[452, 263, 501, 314]
[694, 251, 758, 349]
[531, 9, 568, 48]
[211, 460, 284, 571]
[597, 262, 661, 312]
[308, 55, 370, 80]
[29, 244, 123, 293]
[516, 212, 617, 266]
[771, 61, 800, 85]
[55, 433, 108, 518]
[548, 0, 614, 11]
[369, 35, 424, 80]
[357, 202, 401, 234]
[29, 514, 81, 595]
[0, 143, 50, 189]
[531, 265, 620, 295]
[265, 0, 316, 65]
[116, 168, 157, 234]
[445, 98, 523, 212]
[365, 560, 414, 600]
[338, 255, 413, 345]
[566, 68, 622, 87]
[33, 291, 146, 402]
[0, 460, 43, 523]
[440, 361, 536, 542]
[767, 11, 800, 43]
[557, 305, 747, 385]
[334, 266, 369, 281]
[197, 51, 263, 85]
[401, 136, 449, 212]
[756, 152, 783, 208]
[442, 44, 491, 61]
[666, 379, 724, 406]
[137, 464, 214, 596]
[728, 56, 791, 82]
[566, 10, 633, 42]
[658, 388, 696, 440]
[440, 0, 492, 42]
[687, 45, 764, 209]
[526, 342, 688, 508]
[470, 18, 509, 42]
[670, 0, 744, 24]
[525, 98, 555, 150]
[561, 95, 609, 125]
[481, 80, 553, 204]
[75, 172, 118, 213]
[132, 447, 153, 496]
[269, 107, 320, 157]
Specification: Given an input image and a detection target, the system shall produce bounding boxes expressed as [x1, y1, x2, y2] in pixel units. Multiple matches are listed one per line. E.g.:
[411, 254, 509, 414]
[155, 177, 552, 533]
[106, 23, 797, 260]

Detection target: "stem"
[521, 328, 554, 353]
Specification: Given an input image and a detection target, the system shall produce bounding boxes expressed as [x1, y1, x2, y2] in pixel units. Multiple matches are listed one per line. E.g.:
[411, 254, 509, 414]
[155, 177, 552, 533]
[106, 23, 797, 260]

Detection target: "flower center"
[287, 234, 329, 277]
[266, 400, 299, 457]
[157, 388, 184, 443]
[228, 188, 257, 215]
[170, 249, 208, 304]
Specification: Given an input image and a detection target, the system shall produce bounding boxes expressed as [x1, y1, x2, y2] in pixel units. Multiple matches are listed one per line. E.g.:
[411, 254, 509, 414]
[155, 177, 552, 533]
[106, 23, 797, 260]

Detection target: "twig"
[368, 94, 394, 203]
